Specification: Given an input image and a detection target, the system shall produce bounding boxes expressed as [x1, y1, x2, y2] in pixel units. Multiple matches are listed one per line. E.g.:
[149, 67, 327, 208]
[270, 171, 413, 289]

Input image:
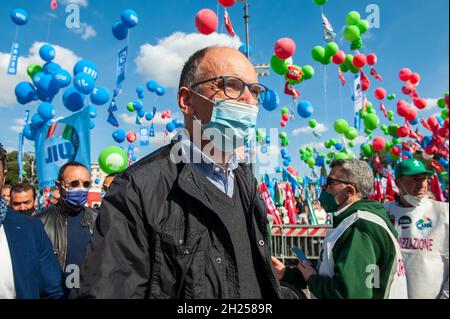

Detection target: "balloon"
[344, 127, 358, 140]
[332, 50, 346, 65]
[335, 143, 343, 151]
[346, 11, 361, 25]
[89, 105, 97, 119]
[372, 137, 385, 151]
[23, 124, 36, 140]
[136, 109, 145, 118]
[121, 9, 139, 28]
[275, 38, 296, 59]
[262, 90, 279, 111]
[297, 100, 313, 118]
[11, 8, 28, 26]
[397, 126, 409, 138]
[126, 132, 137, 143]
[309, 119, 317, 128]
[63, 88, 84, 112]
[437, 98, 447, 109]
[270, 55, 289, 75]
[349, 141, 355, 148]
[127, 102, 135, 112]
[15, 82, 36, 105]
[315, 156, 325, 167]
[37, 102, 55, 121]
[156, 86, 166, 96]
[279, 132, 288, 140]
[73, 60, 98, 80]
[312, 0, 328, 5]
[325, 42, 339, 57]
[39, 44, 56, 62]
[53, 69, 71, 88]
[399, 68, 412, 82]
[89, 120, 96, 130]
[282, 113, 289, 122]
[405, 108, 417, 121]
[388, 94, 396, 101]
[166, 122, 176, 133]
[146, 80, 159, 93]
[409, 117, 419, 126]
[442, 109, 449, 120]
[36, 74, 59, 97]
[397, 100, 410, 117]
[357, 20, 369, 34]
[112, 129, 126, 143]
[195, 9, 218, 35]
[301, 65, 315, 80]
[74, 72, 95, 95]
[219, 0, 236, 7]
[409, 73, 421, 85]
[42, 62, 61, 75]
[367, 54, 377, 66]
[27, 64, 42, 78]
[31, 113, 44, 129]
[311, 46, 326, 63]
[239, 44, 252, 57]
[333, 119, 349, 134]
[307, 157, 316, 168]
[353, 54, 367, 68]
[281, 107, 289, 115]
[428, 116, 439, 129]
[388, 124, 400, 137]
[363, 113, 379, 131]
[145, 112, 154, 121]
[98, 146, 128, 174]
[90, 87, 110, 105]
[344, 25, 360, 42]
[391, 146, 401, 157]
[112, 21, 128, 40]
[374, 87, 387, 100]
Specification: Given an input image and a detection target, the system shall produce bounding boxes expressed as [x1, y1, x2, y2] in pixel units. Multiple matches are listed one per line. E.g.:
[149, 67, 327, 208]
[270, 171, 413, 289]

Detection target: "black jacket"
[38, 203, 98, 269]
[79, 143, 282, 299]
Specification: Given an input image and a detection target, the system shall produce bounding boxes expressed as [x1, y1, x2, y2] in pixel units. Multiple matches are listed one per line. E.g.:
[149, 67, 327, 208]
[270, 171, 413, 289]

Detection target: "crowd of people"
[0, 47, 448, 300]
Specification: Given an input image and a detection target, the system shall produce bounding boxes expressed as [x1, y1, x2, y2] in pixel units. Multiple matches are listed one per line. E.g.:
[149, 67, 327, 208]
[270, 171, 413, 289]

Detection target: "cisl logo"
[416, 218, 433, 231]
[398, 216, 412, 229]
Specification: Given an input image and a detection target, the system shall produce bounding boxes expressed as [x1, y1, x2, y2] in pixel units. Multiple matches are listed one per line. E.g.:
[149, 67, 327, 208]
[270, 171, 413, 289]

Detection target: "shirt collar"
[333, 202, 354, 217]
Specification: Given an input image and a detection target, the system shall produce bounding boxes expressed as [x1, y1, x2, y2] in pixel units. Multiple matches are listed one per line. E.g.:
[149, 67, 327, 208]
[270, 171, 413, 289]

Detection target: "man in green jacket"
[272, 159, 408, 299]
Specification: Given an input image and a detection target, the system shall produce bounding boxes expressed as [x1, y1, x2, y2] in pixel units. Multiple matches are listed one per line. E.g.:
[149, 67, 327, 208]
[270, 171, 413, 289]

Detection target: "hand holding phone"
[291, 246, 311, 265]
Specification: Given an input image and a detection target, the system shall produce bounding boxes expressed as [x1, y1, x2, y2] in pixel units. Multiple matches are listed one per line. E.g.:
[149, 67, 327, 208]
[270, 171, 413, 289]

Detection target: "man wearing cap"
[385, 158, 449, 299]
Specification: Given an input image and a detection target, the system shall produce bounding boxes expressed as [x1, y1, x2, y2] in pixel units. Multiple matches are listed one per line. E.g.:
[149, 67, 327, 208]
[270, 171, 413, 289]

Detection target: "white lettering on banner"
[398, 237, 434, 251]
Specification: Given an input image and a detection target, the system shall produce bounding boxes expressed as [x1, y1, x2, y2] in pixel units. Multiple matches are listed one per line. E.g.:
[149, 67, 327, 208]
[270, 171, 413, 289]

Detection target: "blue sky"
[0, 0, 448, 179]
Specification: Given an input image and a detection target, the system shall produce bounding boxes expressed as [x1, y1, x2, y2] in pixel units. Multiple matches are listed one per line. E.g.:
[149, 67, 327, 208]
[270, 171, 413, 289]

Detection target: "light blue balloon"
[261, 145, 268, 153]
[146, 80, 158, 93]
[89, 105, 97, 119]
[31, 113, 44, 129]
[136, 86, 145, 94]
[297, 100, 314, 118]
[37, 74, 59, 97]
[335, 142, 343, 151]
[74, 72, 95, 95]
[239, 44, 253, 57]
[112, 129, 126, 143]
[73, 60, 98, 80]
[112, 21, 128, 40]
[137, 109, 146, 118]
[166, 122, 176, 133]
[121, 9, 139, 28]
[145, 112, 154, 121]
[262, 90, 279, 111]
[63, 88, 84, 112]
[133, 100, 144, 111]
[53, 69, 71, 88]
[32, 72, 45, 87]
[156, 86, 166, 96]
[15, 82, 36, 105]
[265, 136, 271, 144]
[11, 8, 28, 26]
[39, 44, 56, 62]
[90, 86, 110, 105]
[38, 102, 55, 121]
[283, 159, 291, 167]
[43, 62, 61, 75]
[23, 124, 36, 140]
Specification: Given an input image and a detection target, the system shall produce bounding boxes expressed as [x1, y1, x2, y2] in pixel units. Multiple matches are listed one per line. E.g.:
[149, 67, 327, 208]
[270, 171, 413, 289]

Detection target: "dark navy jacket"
[2, 209, 64, 299]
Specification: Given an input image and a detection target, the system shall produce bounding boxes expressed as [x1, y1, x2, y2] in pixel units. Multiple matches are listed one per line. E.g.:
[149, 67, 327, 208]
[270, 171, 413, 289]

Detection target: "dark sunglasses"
[323, 177, 355, 189]
[62, 180, 91, 189]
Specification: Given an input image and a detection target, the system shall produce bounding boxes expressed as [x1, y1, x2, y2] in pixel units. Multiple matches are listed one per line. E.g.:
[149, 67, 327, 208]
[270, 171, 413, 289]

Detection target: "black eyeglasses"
[62, 180, 91, 189]
[102, 185, 110, 193]
[191, 75, 268, 104]
[323, 177, 356, 190]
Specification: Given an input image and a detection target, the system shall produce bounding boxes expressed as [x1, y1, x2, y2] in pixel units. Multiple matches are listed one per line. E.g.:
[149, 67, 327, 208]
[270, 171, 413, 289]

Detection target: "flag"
[51, 0, 57, 10]
[275, 181, 286, 207]
[258, 183, 282, 225]
[370, 177, 383, 202]
[224, 9, 235, 37]
[18, 110, 30, 181]
[284, 82, 301, 98]
[430, 175, 444, 202]
[135, 114, 142, 125]
[127, 145, 134, 166]
[34, 106, 91, 190]
[116, 46, 128, 85]
[322, 13, 336, 42]
[107, 112, 119, 127]
[380, 102, 389, 119]
[264, 173, 275, 201]
[373, 154, 383, 173]
[7, 42, 20, 75]
[107, 99, 118, 113]
[370, 67, 383, 81]
[353, 73, 363, 130]
[282, 168, 301, 194]
[360, 70, 370, 92]
[305, 190, 318, 225]
[338, 67, 346, 86]
[139, 127, 150, 146]
[284, 182, 297, 225]
[149, 123, 155, 137]
[385, 171, 395, 201]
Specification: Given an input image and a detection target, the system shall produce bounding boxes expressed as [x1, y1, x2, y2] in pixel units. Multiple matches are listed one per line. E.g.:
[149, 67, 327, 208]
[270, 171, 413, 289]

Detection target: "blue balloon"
[408, 117, 419, 125]
[89, 120, 96, 130]
[283, 159, 291, 167]
[261, 145, 268, 153]
[73, 60, 98, 80]
[31, 113, 44, 129]
[121, 9, 139, 28]
[43, 62, 61, 75]
[136, 86, 145, 97]
[112, 129, 126, 143]
[145, 112, 154, 121]
[280, 148, 287, 158]
[74, 72, 95, 95]
[11, 9, 28, 26]
[146, 80, 158, 93]
[262, 90, 279, 111]
[401, 150, 413, 159]
[335, 143, 343, 151]
[32, 72, 45, 87]
[15, 82, 36, 105]
[63, 88, 85, 112]
[315, 156, 325, 167]
[53, 69, 71, 88]
[39, 44, 56, 62]
[265, 136, 271, 144]
[421, 136, 432, 148]
[386, 154, 392, 164]
[37, 74, 59, 97]
[239, 44, 253, 57]
[95, 178, 101, 184]
[156, 86, 166, 96]
[439, 158, 449, 168]
[23, 124, 36, 140]
[436, 117, 444, 127]
[166, 122, 176, 133]
[112, 21, 128, 40]
[38, 102, 55, 121]
[134, 100, 144, 111]
[90, 86, 110, 105]
[297, 100, 314, 118]
[89, 105, 97, 118]
[137, 109, 146, 118]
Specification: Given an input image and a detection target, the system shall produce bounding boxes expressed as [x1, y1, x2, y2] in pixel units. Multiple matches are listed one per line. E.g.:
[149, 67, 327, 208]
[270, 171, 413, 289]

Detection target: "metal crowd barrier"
[270, 225, 333, 264]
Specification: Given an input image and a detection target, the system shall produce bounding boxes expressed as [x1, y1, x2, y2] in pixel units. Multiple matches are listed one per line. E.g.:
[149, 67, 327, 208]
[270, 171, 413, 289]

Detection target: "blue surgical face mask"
[192, 91, 259, 153]
[62, 187, 89, 209]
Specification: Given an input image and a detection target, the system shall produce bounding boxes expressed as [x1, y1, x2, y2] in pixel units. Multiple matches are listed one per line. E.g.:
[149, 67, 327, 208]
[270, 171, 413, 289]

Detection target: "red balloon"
[445, 95, 449, 107]
[397, 101, 410, 117]
[397, 126, 409, 138]
[195, 9, 218, 35]
[280, 121, 286, 127]
[274, 37, 296, 59]
[126, 132, 137, 143]
[391, 146, 401, 157]
[372, 136, 386, 151]
[405, 108, 417, 121]
[332, 50, 346, 65]
[428, 116, 439, 129]
[409, 73, 421, 85]
[399, 68, 412, 82]
[374, 87, 387, 100]
[438, 127, 449, 139]
[218, 0, 236, 7]
[413, 98, 427, 110]
[425, 145, 437, 156]
[282, 113, 289, 122]
[367, 54, 377, 66]
[353, 54, 367, 68]
[444, 119, 449, 129]
[433, 135, 446, 147]
[402, 84, 414, 95]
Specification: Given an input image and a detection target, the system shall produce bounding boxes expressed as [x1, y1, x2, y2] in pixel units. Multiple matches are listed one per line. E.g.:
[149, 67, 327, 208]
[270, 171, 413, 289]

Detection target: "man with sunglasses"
[272, 159, 407, 298]
[79, 47, 283, 299]
[38, 162, 97, 296]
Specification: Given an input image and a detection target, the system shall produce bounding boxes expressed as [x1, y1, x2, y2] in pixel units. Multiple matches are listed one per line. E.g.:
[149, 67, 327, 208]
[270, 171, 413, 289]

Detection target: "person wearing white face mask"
[384, 158, 449, 299]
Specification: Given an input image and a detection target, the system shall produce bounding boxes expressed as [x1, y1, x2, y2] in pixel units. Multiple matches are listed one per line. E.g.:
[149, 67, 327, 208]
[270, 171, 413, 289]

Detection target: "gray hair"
[330, 159, 374, 199]
[178, 47, 214, 90]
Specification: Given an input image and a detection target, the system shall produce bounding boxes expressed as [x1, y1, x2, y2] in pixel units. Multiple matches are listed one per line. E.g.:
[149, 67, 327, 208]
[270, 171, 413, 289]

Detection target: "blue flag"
[264, 173, 275, 201]
[107, 112, 119, 127]
[35, 106, 91, 190]
[149, 123, 155, 137]
[7, 42, 20, 75]
[107, 99, 118, 113]
[116, 46, 128, 85]
[282, 168, 301, 194]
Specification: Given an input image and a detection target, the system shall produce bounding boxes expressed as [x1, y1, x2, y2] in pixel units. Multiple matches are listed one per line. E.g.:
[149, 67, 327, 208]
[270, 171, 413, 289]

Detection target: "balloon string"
[323, 64, 328, 125]
[14, 26, 19, 42]
[339, 80, 343, 118]
[46, 14, 52, 43]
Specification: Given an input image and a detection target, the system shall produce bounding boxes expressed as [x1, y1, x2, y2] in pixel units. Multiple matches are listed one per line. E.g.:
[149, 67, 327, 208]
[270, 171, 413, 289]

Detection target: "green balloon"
[438, 98, 446, 109]
[309, 119, 317, 128]
[127, 102, 135, 112]
[312, 46, 326, 63]
[324, 141, 331, 149]
[346, 149, 355, 159]
[349, 141, 355, 147]
[350, 64, 360, 74]
[327, 152, 335, 159]
[360, 143, 374, 158]
[270, 55, 289, 75]
[364, 113, 380, 131]
[321, 54, 333, 65]
[281, 107, 289, 115]
[364, 128, 373, 136]
[442, 109, 449, 119]
[344, 127, 358, 140]
[357, 19, 369, 34]
[302, 65, 315, 80]
[351, 38, 363, 51]
[334, 119, 349, 134]
[340, 63, 351, 73]
[279, 132, 288, 140]
[392, 138, 402, 145]
[385, 141, 393, 149]
[307, 157, 316, 167]
[27, 64, 42, 78]
[325, 42, 339, 57]
[387, 94, 396, 101]
[312, 0, 328, 5]
[366, 101, 373, 110]
[381, 124, 389, 135]
[388, 124, 400, 137]
[346, 11, 361, 26]
[344, 25, 361, 42]
[306, 146, 313, 153]
[345, 54, 354, 65]
[329, 138, 337, 146]
[98, 146, 128, 175]
[334, 152, 349, 160]
[326, 159, 331, 165]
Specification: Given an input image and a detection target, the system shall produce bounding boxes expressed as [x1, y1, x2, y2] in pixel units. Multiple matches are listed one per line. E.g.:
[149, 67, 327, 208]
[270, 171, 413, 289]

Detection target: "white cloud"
[72, 23, 97, 40]
[10, 119, 25, 133]
[423, 98, 439, 110]
[0, 41, 81, 108]
[60, 0, 88, 7]
[135, 32, 242, 88]
[118, 112, 178, 127]
[292, 123, 328, 136]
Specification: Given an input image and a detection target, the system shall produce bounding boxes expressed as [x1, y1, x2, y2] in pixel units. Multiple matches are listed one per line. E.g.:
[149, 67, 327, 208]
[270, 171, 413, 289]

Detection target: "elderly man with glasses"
[38, 162, 97, 297]
[79, 47, 283, 299]
[272, 159, 408, 299]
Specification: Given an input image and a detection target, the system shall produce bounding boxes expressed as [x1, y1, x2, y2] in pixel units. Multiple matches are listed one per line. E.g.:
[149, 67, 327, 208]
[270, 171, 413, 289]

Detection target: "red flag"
[51, 0, 58, 10]
[284, 182, 297, 225]
[385, 171, 395, 201]
[380, 102, 389, 118]
[370, 178, 383, 202]
[430, 160, 444, 173]
[430, 175, 444, 202]
[338, 68, 346, 86]
[284, 82, 301, 98]
[373, 154, 383, 173]
[370, 67, 383, 81]
[360, 69, 371, 91]
[224, 9, 235, 37]
[258, 183, 282, 225]
[420, 118, 432, 131]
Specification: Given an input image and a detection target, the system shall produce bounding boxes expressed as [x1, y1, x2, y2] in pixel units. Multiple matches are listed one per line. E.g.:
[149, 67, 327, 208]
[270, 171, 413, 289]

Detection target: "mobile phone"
[291, 246, 310, 264]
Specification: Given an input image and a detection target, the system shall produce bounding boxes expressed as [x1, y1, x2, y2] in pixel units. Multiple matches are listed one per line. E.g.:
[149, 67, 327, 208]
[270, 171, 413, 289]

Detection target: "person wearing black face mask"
[10, 183, 37, 217]
[38, 162, 97, 297]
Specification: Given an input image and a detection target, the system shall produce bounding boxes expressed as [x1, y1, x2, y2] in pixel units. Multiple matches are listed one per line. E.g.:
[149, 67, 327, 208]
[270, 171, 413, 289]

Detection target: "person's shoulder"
[4, 209, 44, 231]
[37, 205, 58, 222]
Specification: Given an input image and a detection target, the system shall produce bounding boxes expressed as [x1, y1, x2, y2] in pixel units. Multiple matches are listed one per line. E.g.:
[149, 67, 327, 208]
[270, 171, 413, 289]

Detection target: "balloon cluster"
[146, 80, 166, 97]
[333, 119, 359, 143]
[343, 11, 369, 50]
[166, 119, 183, 133]
[279, 132, 289, 147]
[398, 68, 427, 110]
[112, 9, 139, 40]
[280, 107, 291, 127]
[112, 129, 137, 144]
